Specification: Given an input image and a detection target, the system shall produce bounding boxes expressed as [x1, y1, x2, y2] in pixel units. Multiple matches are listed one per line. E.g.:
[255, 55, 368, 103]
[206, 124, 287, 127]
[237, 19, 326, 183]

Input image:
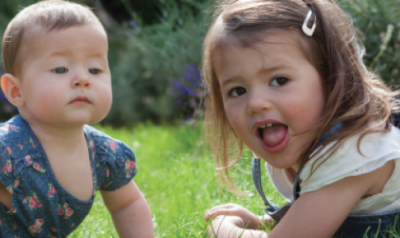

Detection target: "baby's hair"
[202, 0, 397, 186]
[2, 0, 103, 76]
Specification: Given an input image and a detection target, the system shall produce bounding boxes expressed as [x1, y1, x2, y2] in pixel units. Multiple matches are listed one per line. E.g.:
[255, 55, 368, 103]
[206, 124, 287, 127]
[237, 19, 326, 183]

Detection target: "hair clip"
[302, 9, 316, 37]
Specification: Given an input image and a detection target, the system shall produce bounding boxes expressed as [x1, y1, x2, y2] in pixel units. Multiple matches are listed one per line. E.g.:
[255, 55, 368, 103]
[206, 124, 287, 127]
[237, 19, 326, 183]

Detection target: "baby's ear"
[1, 74, 25, 107]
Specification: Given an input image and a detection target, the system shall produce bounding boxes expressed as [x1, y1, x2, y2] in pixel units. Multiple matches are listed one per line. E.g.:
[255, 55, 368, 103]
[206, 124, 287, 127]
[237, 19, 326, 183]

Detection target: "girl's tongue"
[262, 124, 287, 147]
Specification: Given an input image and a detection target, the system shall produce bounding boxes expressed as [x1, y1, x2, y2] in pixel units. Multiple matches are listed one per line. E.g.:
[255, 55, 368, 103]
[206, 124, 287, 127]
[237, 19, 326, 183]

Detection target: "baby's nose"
[72, 74, 90, 88]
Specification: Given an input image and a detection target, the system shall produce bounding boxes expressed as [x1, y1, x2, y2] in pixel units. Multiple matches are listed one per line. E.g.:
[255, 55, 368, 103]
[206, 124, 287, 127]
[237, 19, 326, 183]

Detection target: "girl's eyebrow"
[261, 64, 285, 73]
[220, 77, 238, 87]
[220, 64, 285, 87]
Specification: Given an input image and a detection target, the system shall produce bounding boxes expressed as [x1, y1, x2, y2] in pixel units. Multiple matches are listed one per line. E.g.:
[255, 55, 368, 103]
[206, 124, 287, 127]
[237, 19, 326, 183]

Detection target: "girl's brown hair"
[202, 0, 397, 186]
[2, 0, 103, 77]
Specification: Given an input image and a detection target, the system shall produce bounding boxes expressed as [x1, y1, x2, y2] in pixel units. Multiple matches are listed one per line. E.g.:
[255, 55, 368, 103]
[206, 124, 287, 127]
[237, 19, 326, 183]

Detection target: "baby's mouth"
[258, 123, 288, 147]
[70, 96, 90, 104]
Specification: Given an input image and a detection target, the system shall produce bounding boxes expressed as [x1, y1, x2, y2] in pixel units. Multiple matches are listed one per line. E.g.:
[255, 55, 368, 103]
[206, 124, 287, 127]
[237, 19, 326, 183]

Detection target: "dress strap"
[251, 123, 343, 222]
[252, 157, 301, 222]
[251, 158, 280, 212]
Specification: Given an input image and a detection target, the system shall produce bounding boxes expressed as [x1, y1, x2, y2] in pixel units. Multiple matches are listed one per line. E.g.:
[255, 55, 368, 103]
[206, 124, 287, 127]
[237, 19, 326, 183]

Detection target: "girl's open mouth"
[257, 123, 289, 154]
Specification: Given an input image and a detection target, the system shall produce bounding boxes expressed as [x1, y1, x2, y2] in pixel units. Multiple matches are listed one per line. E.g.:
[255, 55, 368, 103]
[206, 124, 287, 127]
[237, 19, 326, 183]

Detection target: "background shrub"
[337, 0, 400, 85]
[104, 1, 209, 125]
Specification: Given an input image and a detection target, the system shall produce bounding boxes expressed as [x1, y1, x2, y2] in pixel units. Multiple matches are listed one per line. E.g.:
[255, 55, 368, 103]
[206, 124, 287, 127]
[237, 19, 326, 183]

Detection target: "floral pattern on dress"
[58, 203, 74, 219]
[2, 160, 12, 175]
[47, 184, 57, 198]
[23, 193, 43, 210]
[28, 219, 44, 236]
[0, 116, 137, 237]
[104, 140, 118, 153]
[29, 137, 36, 148]
[125, 160, 136, 178]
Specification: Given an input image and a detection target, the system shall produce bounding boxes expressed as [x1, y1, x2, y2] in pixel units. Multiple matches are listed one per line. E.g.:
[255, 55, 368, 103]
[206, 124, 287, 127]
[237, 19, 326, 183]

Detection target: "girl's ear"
[1, 74, 25, 107]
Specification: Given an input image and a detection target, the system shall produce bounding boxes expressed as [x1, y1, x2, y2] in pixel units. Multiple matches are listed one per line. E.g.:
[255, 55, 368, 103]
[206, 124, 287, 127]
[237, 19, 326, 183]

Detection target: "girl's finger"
[204, 208, 241, 221]
[206, 203, 239, 213]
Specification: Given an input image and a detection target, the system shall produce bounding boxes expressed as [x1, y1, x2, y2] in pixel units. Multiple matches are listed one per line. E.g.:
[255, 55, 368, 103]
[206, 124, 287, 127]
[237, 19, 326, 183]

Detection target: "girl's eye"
[229, 87, 246, 97]
[89, 68, 100, 75]
[53, 67, 68, 74]
[271, 77, 288, 86]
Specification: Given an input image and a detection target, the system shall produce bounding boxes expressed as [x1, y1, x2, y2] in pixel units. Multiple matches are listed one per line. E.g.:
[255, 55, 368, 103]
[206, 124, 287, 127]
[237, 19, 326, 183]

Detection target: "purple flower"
[129, 20, 141, 30]
[169, 63, 205, 119]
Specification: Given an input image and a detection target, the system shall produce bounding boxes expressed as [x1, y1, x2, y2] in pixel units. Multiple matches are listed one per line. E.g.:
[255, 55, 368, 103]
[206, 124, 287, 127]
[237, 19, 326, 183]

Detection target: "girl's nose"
[247, 91, 272, 115]
[72, 73, 90, 88]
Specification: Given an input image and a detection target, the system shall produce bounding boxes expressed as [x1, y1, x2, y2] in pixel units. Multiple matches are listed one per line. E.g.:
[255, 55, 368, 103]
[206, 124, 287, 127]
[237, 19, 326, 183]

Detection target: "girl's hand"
[207, 215, 269, 238]
[205, 203, 273, 229]
[207, 215, 245, 237]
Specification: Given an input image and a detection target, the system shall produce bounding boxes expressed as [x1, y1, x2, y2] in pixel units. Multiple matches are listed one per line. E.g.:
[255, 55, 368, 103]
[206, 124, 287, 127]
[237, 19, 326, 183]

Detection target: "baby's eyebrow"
[85, 51, 107, 59]
[48, 50, 69, 57]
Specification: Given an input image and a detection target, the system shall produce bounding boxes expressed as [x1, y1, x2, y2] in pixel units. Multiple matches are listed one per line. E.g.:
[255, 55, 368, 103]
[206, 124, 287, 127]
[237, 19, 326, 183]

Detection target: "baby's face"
[17, 23, 112, 128]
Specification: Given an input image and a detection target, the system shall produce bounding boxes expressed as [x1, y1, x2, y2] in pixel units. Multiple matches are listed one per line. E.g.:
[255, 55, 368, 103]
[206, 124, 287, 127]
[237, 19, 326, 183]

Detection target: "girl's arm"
[101, 180, 154, 238]
[207, 160, 393, 238]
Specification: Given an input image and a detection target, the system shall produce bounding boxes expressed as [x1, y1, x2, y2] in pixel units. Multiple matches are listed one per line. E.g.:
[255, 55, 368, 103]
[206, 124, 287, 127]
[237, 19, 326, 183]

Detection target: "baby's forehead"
[24, 22, 104, 47]
[15, 23, 107, 73]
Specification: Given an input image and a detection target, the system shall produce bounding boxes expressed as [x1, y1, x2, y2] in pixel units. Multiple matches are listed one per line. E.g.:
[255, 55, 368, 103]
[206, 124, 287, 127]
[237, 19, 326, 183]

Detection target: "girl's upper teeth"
[260, 123, 274, 129]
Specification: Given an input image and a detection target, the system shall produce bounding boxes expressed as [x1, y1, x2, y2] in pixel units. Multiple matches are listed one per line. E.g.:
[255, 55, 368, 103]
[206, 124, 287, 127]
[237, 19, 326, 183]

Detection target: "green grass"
[69, 122, 400, 237]
[69, 122, 284, 237]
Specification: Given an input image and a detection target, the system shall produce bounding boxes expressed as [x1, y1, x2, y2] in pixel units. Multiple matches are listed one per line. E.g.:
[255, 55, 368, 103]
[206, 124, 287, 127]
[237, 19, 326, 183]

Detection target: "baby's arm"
[0, 182, 12, 209]
[206, 160, 393, 238]
[101, 180, 154, 238]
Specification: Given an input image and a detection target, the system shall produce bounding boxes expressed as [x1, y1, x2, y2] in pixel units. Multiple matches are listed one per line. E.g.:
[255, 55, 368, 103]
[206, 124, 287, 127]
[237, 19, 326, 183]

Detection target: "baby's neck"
[29, 122, 94, 201]
[29, 122, 86, 157]
[27, 120, 93, 201]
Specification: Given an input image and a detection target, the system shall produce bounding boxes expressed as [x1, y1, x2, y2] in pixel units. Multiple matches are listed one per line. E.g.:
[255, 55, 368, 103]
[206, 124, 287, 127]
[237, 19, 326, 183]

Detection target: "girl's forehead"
[214, 29, 311, 71]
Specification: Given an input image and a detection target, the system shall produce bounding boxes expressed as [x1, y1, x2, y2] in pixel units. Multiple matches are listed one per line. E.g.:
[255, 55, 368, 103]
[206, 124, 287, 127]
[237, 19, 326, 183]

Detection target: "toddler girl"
[0, 0, 154, 237]
[202, 0, 400, 237]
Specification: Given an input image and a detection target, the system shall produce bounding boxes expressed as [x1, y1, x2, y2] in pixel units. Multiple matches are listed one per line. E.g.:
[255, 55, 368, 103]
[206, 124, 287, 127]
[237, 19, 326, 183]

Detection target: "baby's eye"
[271, 77, 288, 86]
[89, 68, 100, 75]
[229, 87, 246, 97]
[53, 67, 68, 74]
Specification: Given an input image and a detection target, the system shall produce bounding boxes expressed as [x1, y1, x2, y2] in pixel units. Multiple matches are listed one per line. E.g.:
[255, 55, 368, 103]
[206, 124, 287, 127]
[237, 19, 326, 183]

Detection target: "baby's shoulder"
[83, 125, 133, 157]
[0, 116, 30, 141]
[84, 125, 137, 191]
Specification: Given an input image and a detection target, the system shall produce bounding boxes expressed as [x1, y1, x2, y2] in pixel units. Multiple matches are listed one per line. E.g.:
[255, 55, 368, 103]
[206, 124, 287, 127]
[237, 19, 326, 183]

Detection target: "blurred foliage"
[0, 0, 399, 125]
[99, 0, 207, 25]
[337, 0, 400, 84]
[104, 0, 210, 125]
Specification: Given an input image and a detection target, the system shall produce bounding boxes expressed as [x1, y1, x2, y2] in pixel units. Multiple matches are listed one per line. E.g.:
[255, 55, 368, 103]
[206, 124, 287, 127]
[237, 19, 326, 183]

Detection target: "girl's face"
[17, 23, 112, 129]
[215, 30, 325, 170]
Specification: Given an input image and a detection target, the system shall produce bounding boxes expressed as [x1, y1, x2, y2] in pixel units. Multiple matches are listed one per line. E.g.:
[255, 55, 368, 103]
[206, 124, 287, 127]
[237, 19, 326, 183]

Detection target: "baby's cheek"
[95, 86, 113, 118]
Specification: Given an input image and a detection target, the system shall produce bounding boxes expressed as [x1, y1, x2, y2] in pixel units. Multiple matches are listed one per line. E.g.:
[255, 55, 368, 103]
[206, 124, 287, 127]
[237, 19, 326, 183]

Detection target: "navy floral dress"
[0, 116, 137, 237]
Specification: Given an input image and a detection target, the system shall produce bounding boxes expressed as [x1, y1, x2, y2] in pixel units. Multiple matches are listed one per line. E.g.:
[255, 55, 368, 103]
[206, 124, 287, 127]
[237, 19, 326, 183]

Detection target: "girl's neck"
[291, 162, 301, 173]
[284, 163, 301, 183]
